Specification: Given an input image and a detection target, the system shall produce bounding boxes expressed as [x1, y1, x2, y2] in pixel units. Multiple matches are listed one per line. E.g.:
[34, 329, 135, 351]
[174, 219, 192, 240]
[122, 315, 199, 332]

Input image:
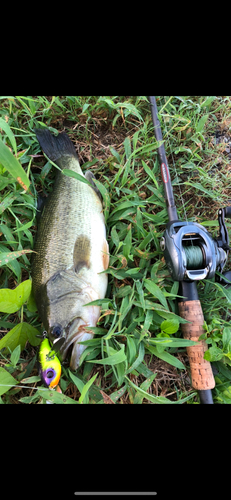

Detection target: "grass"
[1, 95, 231, 403]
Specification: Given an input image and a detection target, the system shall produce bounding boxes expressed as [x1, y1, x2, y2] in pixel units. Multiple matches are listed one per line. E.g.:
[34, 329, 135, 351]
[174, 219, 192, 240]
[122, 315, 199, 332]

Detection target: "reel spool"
[160, 219, 227, 282]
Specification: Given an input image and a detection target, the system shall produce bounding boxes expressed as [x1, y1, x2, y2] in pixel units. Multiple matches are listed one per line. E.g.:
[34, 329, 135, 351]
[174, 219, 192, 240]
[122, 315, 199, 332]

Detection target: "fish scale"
[32, 129, 109, 370]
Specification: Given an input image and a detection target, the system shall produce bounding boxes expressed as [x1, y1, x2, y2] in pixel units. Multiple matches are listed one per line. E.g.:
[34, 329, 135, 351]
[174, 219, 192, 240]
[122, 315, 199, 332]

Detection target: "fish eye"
[51, 324, 63, 338]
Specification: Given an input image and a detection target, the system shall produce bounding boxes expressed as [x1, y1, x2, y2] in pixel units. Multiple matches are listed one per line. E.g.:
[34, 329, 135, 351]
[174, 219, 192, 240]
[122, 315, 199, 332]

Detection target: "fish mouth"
[60, 318, 94, 370]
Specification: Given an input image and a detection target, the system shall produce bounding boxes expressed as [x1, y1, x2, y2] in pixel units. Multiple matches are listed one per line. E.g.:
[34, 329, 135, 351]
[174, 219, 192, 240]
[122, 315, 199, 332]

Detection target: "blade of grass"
[0, 138, 30, 190]
[0, 118, 17, 155]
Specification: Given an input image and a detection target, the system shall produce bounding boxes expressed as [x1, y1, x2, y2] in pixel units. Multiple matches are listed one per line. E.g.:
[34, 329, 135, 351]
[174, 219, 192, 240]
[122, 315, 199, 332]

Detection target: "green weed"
[1, 95, 231, 403]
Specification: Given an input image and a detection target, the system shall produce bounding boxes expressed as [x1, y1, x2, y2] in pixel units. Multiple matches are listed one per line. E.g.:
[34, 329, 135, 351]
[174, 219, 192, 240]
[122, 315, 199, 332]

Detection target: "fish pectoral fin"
[73, 235, 91, 273]
[102, 238, 109, 270]
[35, 191, 50, 224]
[84, 170, 103, 202]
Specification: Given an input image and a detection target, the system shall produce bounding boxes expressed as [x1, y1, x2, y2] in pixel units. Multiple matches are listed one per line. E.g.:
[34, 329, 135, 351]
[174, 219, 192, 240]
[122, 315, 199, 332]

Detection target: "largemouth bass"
[32, 129, 109, 370]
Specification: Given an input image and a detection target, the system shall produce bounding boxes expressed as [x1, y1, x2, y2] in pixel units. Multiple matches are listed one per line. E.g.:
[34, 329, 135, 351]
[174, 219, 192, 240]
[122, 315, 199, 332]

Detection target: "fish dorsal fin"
[73, 235, 91, 273]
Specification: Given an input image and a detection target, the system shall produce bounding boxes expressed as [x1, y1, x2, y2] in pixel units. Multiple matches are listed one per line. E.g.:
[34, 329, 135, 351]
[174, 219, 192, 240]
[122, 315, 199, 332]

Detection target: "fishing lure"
[38, 334, 61, 389]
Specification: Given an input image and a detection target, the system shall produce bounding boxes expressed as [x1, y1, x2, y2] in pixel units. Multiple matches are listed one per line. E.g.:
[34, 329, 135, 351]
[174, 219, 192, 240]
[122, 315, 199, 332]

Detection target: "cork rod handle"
[178, 300, 215, 390]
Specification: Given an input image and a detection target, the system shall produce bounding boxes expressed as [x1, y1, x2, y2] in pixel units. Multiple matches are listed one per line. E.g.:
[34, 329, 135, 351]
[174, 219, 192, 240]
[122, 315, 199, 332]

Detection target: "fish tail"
[34, 128, 78, 163]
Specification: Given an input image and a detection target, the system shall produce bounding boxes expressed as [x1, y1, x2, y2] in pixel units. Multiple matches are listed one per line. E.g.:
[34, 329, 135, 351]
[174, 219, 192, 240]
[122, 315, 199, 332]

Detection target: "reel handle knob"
[224, 206, 231, 218]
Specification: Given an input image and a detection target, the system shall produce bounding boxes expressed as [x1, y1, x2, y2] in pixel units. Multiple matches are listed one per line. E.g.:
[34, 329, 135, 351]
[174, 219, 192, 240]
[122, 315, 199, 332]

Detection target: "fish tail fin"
[34, 128, 78, 163]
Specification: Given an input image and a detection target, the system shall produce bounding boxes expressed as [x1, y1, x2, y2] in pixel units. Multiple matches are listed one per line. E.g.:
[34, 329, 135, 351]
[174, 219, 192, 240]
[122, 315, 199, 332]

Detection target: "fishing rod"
[148, 96, 231, 404]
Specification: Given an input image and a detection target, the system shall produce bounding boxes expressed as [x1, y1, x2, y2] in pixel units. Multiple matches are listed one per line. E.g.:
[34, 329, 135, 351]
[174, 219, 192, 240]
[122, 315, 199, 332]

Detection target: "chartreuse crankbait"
[38, 336, 61, 389]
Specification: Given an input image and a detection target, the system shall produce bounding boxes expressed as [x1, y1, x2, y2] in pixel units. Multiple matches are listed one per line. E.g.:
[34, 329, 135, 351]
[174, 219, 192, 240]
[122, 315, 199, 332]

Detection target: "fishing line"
[0, 384, 48, 390]
[184, 245, 204, 269]
[157, 99, 208, 268]
[158, 95, 201, 259]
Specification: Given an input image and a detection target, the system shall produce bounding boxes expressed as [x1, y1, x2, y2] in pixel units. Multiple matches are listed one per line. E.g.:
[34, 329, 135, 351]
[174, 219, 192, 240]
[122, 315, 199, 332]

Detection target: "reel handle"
[224, 206, 231, 218]
[178, 300, 215, 390]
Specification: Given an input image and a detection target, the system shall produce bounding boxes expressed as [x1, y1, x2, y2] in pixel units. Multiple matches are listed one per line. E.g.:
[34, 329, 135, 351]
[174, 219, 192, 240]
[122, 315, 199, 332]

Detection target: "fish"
[38, 336, 61, 388]
[32, 129, 109, 370]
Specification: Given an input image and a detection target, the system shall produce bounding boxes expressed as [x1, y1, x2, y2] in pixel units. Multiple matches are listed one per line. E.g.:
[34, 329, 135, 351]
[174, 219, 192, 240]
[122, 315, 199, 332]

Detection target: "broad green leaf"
[142, 160, 159, 187]
[13, 219, 34, 233]
[0, 279, 32, 313]
[147, 337, 197, 348]
[126, 376, 170, 403]
[196, 113, 209, 133]
[111, 225, 120, 247]
[147, 345, 185, 370]
[201, 96, 216, 108]
[212, 282, 231, 305]
[222, 327, 231, 353]
[68, 370, 90, 404]
[37, 388, 79, 404]
[142, 309, 153, 334]
[82, 103, 90, 113]
[0, 173, 15, 190]
[126, 336, 137, 365]
[87, 345, 126, 366]
[10, 345, 21, 367]
[140, 300, 188, 323]
[124, 136, 131, 160]
[3, 256, 21, 280]
[25, 324, 42, 346]
[136, 362, 155, 379]
[174, 146, 192, 155]
[135, 280, 145, 310]
[0, 137, 30, 190]
[0, 322, 40, 352]
[126, 341, 145, 374]
[204, 346, 223, 362]
[0, 249, 33, 270]
[126, 376, 194, 404]
[70, 372, 103, 403]
[109, 146, 121, 163]
[26, 289, 38, 312]
[0, 367, 18, 396]
[84, 298, 114, 308]
[133, 373, 157, 404]
[110, 200, 146, 215]
[0, 323, 28, 352]
[123, 225, 132, 260]
[161, 319, 179, 334]
[115, 285, 132, 298]
[185, 181, 214, 198]
[69, 370, 85, 392]
[122, 102, 143, 122]
[79, 373, 98, 404]
[0, 118, 17, 155]
[21, 375, 41, 384]
[107, 383, 128, 403]
[0, 222, 17, 245]
[62, 168, 92, 186]
[144, 279, 169, 310]
[0, 193, 16, 214]
[121, 158, 131, 187]
[79, 347, 101, 366]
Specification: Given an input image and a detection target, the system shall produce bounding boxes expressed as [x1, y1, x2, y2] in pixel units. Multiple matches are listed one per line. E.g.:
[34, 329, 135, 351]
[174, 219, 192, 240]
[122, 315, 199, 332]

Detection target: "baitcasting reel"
[160, 206, 231, 283]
